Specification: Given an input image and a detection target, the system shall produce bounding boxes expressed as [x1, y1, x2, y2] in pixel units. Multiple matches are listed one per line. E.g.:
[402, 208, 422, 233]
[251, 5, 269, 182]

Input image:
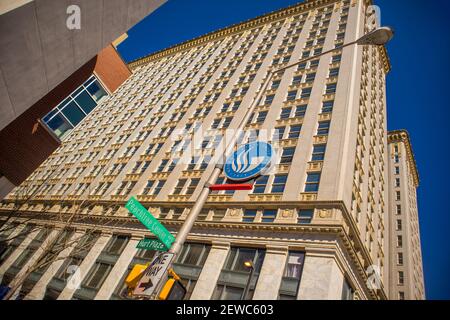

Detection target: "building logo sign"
[224, 141, 273, 182]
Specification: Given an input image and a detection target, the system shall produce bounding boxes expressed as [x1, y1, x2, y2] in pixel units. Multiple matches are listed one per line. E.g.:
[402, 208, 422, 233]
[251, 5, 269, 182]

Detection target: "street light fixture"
[356, 26, 394, 46]
[242, 261, 254, 300]
[159, 26, 395, 298]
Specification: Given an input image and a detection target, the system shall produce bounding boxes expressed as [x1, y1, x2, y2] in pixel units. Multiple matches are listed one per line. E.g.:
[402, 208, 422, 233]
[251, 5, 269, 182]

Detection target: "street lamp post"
[242, 261, 255, 300]
[160, 27, 394, 296]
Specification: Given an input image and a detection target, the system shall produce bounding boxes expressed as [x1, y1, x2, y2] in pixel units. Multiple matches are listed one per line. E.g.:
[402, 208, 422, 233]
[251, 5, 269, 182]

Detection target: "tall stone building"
[387, 131, 425, 300]
[0, 0, 424, 300]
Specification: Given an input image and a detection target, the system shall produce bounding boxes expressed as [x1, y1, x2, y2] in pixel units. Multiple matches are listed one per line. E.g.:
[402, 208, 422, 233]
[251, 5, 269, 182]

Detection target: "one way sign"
[133, 252, 174, 297]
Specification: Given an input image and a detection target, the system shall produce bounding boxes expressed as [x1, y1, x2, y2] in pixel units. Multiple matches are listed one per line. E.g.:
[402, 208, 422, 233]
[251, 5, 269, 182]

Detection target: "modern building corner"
[0, 0, 167, 199]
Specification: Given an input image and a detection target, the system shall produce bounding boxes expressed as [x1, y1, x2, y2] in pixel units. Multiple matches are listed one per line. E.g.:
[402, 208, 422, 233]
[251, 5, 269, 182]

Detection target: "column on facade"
[94, 237, 139, 300]
[297, 252, 344, 300]
[57, 233, 112, 300]
[25, 230, 85, 300]
[0, 227, 40, 282]
[0, 223, 26, 269]
[8, 228, 60, 299]
[253, 245, 288, 300]
[190, 241, 230, 300]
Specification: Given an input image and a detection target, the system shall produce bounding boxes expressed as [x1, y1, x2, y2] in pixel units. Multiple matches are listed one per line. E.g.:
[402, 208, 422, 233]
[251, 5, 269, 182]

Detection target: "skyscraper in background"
[387, 130, 425, 300]
[0, 0, 424, 300]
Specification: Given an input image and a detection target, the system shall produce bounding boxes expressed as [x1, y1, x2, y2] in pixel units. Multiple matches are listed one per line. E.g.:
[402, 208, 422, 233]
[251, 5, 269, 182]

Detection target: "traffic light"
[158, 269, 186, 300]
[124, 263, 148, 295]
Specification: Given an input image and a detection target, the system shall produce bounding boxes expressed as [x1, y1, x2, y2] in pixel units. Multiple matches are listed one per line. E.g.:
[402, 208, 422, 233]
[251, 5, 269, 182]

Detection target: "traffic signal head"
[125, 264, 148, 289]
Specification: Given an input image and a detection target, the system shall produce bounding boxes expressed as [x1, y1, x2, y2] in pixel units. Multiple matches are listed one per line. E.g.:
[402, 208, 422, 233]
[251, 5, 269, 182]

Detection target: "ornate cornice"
[379, 46, 391, 74]
[0, 197, 387, 299]
[388, 130, 420, 187]
[127, 0, 339, 70]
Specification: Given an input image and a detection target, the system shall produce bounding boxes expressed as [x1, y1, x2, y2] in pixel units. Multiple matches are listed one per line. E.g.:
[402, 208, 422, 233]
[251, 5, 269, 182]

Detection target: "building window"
[322, 100, 334, 113]
[142, 180, 155, 195]
[396, 191, 401, 201]
[317, 121, 330, 136]
[74, 235, 129, 300]
[187, 157, 199, 170]
[261, 209, 277, 223]
[264, 95, 275, 105]
[273, 127, 286, 141]
[329, 68, 340, 77]
[397, 235, 403, 247]
[396, 204, 402, 215]
[153, 180, 166, 195]
[395, 178, 401, 187]
[288, 125, 302, 139]
[271, 175, 287, 193]
[287, 90, 297, 101]
[396, 219, 402, 231]
[42, 75, 108, 139]
[185, 179, 200, 195]
[222, 117, 233, 128]
[156, 159, 168, 172]
[292, 76, 302, 85]
[298, 209, 313, 224]
[332, 54, 342, 63]
[309, 59, 319, 68]
[295, 105, 307, 117]
[301, 87, 312, 99]
[280, 107, 292, 119]
[280, 147, 295, 164]
[243, 209, 257, 223]
[305, 173, 321, 192]
[253, 175, 269, 194]
[256, 111, 268, 123]
[173, 179, 187, 195]
[271, 80, 281, 89]
[278, 252, 305, 300]
[311, 144, 326, 161]
[173, 243, 211, 299]
[395, 166, 400, 175]
[212, 247, 265, 300]
[305, 73, 316, 83]
[397, 252, 404, 265]
[325, 83, 337, 94]
[398, 271, 404, 285]
[398, 291, 405, 300]
[341, 278, 354, 300]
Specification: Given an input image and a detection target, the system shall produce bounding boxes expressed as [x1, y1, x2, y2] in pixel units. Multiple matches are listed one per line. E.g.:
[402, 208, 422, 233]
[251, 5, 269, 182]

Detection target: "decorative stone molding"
[317, 208, 333, 219]
[249, 194, 283, 202]
[300, 193, 318, 201]
[129, 0, 378, 70]
[387, 130, 419, 187]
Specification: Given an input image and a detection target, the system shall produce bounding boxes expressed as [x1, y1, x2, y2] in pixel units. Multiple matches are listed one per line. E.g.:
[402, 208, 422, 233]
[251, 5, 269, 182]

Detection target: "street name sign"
[137, 238, 168, 252]
[125, 197, 175, 249]
[133, 252, 174, 297]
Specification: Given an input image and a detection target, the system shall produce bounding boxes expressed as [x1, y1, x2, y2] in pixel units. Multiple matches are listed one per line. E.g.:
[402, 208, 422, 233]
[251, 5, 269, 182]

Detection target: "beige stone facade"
[0, 0, 424, 300]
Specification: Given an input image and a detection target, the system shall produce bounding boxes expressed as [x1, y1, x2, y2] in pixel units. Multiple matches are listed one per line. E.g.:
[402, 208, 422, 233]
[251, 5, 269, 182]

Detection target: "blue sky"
[118, 0, 450, 300]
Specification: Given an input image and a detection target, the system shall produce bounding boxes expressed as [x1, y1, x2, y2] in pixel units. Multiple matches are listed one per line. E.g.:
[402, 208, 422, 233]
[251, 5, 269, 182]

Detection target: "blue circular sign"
[224, 141, 274, 182]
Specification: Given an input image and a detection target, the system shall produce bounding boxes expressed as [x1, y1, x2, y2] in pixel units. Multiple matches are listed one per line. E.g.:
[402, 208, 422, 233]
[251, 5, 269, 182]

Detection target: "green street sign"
[137, 238, 168, 252]
[125, 197, 175, 249]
